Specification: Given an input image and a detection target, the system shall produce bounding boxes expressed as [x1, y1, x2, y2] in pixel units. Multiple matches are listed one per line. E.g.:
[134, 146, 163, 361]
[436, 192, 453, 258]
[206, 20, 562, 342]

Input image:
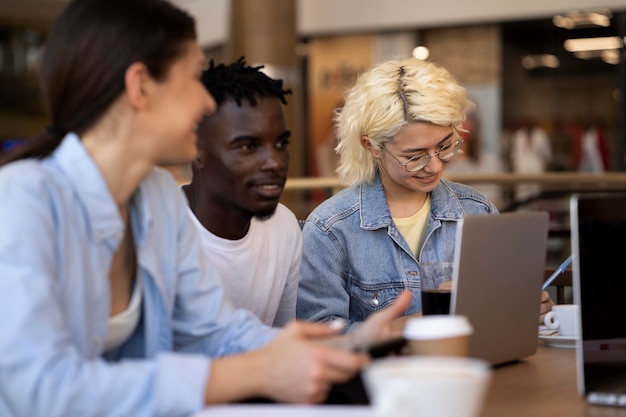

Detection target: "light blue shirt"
[296, 173, 498, 332]
[0, 134, 278, 417]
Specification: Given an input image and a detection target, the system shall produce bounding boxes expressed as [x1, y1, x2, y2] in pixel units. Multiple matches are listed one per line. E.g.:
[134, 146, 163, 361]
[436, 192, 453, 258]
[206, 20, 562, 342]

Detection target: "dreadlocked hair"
[201, 56, 291, 107]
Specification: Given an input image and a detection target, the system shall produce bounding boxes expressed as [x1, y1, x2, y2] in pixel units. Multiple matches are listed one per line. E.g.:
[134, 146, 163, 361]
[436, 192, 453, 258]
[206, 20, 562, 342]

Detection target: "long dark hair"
[0, 0, 196, 166]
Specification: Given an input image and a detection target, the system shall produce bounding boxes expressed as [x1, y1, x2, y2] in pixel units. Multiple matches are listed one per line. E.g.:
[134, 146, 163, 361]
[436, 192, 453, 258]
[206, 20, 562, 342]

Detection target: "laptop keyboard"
[588, 392, 626, 407]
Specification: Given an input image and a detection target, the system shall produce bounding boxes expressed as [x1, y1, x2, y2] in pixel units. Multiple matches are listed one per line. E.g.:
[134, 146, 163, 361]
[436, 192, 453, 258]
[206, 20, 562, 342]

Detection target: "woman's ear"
[362, 135, 381, 158]
[124, 62, 151, 110]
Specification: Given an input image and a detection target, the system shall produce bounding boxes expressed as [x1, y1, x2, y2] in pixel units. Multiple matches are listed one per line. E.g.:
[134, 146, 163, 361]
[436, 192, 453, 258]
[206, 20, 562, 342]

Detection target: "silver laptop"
[450, 211, 549, 366]
[572, 193, 626, 406]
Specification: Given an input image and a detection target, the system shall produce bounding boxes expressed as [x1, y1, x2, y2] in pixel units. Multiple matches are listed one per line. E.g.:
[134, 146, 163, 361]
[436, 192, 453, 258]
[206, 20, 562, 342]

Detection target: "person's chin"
[252, 204, 279, 221]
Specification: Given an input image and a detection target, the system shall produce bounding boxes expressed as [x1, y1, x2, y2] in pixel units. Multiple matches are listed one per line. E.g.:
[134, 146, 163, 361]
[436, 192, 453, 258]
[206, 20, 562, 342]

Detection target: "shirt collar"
[358, 173, 466, 229]
[51, 133, 124, 243]
[359, 174, 392, 229]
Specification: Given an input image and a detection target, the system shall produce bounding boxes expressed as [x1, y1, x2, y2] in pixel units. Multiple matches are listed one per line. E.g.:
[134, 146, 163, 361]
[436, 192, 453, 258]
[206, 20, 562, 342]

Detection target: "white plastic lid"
[403, 315, 473, 340]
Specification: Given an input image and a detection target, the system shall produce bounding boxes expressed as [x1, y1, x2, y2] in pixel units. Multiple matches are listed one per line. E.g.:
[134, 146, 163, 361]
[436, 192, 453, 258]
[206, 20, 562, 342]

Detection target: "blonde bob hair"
[335, 58, 470, 185]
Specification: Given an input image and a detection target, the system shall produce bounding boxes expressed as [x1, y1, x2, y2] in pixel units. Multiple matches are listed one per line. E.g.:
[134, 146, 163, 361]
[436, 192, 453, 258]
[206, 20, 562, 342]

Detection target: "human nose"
[421, 152, 442, 171]
[260, 146, 287, 171]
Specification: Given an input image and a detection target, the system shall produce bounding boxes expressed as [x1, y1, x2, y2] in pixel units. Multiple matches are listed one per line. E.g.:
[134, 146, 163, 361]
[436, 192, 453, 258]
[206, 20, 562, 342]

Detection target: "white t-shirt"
[188, 203, 302, 327]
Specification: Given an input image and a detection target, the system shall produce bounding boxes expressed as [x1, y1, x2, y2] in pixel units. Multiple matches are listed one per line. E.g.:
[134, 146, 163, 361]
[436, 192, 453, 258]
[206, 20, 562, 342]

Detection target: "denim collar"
[430, 179, 468, 220]
[358, 173, 466, 230]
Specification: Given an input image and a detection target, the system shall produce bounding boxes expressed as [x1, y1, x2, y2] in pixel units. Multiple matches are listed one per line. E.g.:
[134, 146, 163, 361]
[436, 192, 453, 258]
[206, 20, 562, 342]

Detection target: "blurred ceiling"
[0, 1, 622, 78]
[504, 12, 624, 76]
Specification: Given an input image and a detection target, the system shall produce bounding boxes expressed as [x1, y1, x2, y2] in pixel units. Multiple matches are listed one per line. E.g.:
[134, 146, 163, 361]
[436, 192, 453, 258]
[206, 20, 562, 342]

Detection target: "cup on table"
[544, 304, 580, 337]
[418, 262, 454, 315]
[403, 315, 473, 356]
[363, 355, 491, 417]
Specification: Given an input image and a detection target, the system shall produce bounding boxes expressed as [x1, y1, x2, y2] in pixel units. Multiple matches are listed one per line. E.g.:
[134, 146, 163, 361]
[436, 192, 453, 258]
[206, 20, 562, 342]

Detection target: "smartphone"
[361, 337, 407, 358]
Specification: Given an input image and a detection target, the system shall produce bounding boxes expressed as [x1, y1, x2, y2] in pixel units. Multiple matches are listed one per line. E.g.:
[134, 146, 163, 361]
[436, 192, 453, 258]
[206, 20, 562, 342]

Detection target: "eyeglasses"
[381, 127, 464, 172]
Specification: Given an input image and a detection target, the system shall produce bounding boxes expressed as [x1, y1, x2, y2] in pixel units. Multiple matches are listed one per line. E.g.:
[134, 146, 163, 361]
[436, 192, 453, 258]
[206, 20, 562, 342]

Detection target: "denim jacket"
[296, 174, 498, 333]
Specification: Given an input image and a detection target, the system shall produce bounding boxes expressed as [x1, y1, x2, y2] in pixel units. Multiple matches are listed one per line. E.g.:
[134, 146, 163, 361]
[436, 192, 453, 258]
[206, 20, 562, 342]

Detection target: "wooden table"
[194, 343, 626, 417]
[483, 343, 626, 417]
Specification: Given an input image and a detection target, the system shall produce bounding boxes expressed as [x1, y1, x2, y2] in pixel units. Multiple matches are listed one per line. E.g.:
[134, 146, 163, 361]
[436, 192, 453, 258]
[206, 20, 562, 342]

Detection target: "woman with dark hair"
[0, 1, 410, 416]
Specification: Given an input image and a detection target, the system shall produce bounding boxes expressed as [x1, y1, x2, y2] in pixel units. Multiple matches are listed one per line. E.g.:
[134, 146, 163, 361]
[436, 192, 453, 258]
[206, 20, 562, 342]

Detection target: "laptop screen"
[451, 211, 548, 366]
[572, 194, 626, 400]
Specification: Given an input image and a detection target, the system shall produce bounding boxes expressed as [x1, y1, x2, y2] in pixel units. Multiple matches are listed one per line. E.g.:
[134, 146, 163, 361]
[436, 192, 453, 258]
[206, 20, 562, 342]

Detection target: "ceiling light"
[573, 51, 599, 60]
[541, 55, 560, 68]
[521, 55, 536, 69]
[521, 54, 560, 70]
[589, 12, 611, 27]
[553, 15, 575, 29]
[564, 36, 622, 52]
[601, 49, 620, 65]
[553, 9, 612, 29]
[412, 46, 429, 60]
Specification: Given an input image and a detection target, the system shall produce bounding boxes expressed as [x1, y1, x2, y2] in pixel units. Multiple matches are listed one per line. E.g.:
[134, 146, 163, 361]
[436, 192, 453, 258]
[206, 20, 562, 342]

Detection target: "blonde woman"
[296, 58, 498, 332]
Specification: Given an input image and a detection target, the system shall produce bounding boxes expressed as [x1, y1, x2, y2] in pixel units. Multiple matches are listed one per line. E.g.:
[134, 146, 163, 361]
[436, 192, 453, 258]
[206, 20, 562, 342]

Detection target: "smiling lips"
[258, 184, 281, 192]
[253, 181, 285, 198]
[413, 172, 439, 185]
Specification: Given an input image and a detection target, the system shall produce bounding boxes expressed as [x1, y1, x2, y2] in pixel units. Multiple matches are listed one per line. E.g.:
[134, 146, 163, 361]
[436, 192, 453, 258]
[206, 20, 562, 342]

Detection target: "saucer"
[538, 334, 576, 349]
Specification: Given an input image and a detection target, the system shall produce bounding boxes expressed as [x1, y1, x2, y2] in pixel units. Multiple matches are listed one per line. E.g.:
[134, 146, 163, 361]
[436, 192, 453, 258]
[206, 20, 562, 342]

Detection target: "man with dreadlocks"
[183, 57, 301, 327]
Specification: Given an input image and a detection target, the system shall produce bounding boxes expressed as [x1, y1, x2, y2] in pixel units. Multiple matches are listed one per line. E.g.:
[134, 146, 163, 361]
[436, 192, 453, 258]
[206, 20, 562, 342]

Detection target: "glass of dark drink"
[418, 262, 454, 315]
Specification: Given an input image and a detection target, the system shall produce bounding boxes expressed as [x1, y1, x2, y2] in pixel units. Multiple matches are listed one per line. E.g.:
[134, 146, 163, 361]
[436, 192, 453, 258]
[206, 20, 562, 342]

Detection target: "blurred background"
[1, 0, 625, 224]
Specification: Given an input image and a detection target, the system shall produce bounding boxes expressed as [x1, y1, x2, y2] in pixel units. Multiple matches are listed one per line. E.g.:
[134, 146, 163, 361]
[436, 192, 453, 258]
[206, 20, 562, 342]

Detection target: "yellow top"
[393, 194, 431, 258]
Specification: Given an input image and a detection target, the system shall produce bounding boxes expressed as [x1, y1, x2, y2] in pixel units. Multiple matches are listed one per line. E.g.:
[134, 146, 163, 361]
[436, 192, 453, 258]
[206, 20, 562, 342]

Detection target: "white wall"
[171, 0, 230, 47]
[172, 0, 626, 47]
[298, 0, 626, 36]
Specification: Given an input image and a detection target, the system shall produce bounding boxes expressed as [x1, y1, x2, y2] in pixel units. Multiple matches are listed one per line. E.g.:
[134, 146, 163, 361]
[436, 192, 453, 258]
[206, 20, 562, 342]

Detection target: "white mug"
[363, 356, 491, 417]
[544, 304, 579, 337]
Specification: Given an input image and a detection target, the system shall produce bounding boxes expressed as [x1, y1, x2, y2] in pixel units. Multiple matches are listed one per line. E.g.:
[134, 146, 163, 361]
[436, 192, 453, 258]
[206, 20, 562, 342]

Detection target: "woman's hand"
[539, 290, 555, 324]
[255, 321, 370, 403]
[205, 321, 369, 405]
[204, 291, 412, 405]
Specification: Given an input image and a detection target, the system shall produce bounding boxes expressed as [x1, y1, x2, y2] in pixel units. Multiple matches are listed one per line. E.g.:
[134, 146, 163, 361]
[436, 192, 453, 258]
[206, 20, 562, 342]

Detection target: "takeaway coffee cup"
[544, 304, 579, 337]
[403, 315, 473, 356]
[363, 356, 491, 417]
